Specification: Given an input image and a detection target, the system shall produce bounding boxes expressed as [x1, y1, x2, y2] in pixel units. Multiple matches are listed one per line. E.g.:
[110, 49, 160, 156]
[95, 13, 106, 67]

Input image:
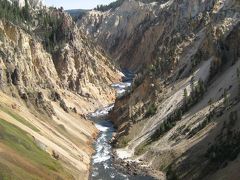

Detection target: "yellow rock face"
[0, 11, 121, 179]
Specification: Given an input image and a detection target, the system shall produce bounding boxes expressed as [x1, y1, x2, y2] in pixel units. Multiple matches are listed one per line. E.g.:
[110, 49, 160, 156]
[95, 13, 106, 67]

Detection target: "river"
[89, 70, 154, 180]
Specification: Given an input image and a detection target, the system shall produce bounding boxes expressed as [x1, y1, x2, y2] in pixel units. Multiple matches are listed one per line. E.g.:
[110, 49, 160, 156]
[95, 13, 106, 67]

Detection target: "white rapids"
[90, 71, 154, 180]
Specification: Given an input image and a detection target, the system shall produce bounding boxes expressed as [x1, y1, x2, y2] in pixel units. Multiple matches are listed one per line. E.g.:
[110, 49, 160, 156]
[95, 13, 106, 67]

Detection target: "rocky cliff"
[0, 3, 121, 179]
[80, 0, 240, 179]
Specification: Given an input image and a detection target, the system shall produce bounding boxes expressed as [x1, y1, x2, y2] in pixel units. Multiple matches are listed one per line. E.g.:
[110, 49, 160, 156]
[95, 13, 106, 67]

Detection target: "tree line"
[94, 0, 124, 12]
[0, 0, 31, 24]
[150, 78, 206, 142]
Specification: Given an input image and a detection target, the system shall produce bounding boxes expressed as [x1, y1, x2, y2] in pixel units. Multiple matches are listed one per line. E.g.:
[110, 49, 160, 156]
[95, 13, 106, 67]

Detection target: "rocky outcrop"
[80, 0, 240, 179]
[79, 0, 219, 72]
[0, 6, 121, 179]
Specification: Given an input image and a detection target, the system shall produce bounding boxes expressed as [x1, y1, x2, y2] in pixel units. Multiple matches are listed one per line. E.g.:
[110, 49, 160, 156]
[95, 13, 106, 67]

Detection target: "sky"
[44, 0, 116, 10]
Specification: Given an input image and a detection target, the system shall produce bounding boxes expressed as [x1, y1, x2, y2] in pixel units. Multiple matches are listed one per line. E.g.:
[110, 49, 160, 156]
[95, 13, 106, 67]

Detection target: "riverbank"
[112, 149, 165, 180]
[89, 116, 156, 180]
[89, 70, 158, 179]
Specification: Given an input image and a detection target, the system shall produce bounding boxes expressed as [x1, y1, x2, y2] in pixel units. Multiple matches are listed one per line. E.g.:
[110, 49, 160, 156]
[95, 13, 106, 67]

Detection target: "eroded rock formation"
[80, 0, 240, 179]
[0, 3, 121, 179]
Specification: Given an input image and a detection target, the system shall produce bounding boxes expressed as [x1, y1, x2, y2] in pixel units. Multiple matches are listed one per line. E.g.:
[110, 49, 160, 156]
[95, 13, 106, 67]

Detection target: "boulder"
[60, 99, 69, 113]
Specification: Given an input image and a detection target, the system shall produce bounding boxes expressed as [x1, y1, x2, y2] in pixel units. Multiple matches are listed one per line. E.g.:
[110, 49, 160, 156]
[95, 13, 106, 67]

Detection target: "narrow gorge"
[88, 71, 154, 179]
[0, 0, 240, 180]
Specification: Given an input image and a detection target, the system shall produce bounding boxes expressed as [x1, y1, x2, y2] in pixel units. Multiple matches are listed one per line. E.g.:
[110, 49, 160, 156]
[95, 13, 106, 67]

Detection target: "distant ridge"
[66, 9, 89, 20]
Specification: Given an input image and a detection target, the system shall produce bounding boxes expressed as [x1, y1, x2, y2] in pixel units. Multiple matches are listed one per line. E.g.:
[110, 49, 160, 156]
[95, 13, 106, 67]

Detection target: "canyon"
[0, 0, 240, 180]
[79, 0, 240, 179]
[0, 1, 121, 179]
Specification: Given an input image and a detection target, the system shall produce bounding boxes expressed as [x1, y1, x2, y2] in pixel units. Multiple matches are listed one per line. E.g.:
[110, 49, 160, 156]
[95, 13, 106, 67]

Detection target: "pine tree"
[223, 89, 229, 107]
[0, 0, 34, 24]
[183, 88, 188, 110]
[190, 77, 195, 94]
[22, 0, 31, 21]
[237, 68, 240, 97]
[208, 98, 214, 111]
[176, 109, 182, 120]
[198, 79, 206, 96]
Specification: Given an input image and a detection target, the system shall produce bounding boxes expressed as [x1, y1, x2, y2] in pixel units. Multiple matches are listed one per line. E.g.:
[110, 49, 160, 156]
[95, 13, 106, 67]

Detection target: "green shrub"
[145, 103, 157, 118]
[94, 0, 125, 12]
[116, 136, 131, 148]
[205, 112, 240, 167]
[0, 0, 31, 25]
[166, 166, 178, 180]
[135, 142, 148, 155]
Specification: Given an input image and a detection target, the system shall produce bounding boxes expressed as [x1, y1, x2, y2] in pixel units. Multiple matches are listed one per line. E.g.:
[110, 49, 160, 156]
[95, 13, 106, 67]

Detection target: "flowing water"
[90, 70, 154, 180]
